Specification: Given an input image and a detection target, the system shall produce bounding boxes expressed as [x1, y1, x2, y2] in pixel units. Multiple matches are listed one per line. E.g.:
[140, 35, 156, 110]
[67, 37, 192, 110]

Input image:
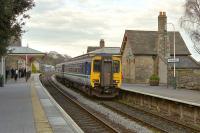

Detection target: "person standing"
[19, 69, 21, 78]
[11, 68, 14, 78]
[6, 69, 9, 82]
[15, 69, 18, 82]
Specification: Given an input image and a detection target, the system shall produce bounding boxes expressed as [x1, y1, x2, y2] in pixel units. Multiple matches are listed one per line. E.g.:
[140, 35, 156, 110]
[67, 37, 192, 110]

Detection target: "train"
[55, 47, 122, 98]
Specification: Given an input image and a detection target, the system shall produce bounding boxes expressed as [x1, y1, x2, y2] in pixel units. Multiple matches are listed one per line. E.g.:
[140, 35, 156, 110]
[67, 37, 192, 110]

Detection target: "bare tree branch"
[180, 0, 200, 54]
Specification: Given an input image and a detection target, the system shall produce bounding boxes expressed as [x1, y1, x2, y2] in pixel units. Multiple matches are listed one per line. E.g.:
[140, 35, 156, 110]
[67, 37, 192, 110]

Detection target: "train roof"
[69, 47, 120, 60]
[56, 47, 121, 65]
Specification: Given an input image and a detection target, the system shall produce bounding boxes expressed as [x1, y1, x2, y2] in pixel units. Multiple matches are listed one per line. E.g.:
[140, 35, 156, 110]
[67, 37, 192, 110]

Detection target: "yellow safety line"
[31, 82, 53, 133]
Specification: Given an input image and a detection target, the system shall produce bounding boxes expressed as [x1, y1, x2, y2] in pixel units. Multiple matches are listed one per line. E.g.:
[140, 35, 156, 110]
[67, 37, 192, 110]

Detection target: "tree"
[0, 0, 35, 56]
[180, 0, 200, 54]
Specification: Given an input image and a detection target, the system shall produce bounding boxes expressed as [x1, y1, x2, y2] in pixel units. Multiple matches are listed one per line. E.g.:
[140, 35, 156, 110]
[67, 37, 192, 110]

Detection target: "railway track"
[56, 75, 197, 132]
[40, 76, 121, 133]
[100, 101, 199, 133]
[41, 75, 199, 133]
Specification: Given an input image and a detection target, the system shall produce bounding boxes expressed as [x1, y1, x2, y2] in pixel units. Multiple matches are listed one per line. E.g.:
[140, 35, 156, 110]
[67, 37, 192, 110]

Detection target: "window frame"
[93, 60, 101, 72]
[113, 60, 120, 73]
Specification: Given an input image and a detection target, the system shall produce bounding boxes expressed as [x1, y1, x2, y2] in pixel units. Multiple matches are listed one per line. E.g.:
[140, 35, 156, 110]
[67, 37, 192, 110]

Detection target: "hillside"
[41, 51, 71, 66]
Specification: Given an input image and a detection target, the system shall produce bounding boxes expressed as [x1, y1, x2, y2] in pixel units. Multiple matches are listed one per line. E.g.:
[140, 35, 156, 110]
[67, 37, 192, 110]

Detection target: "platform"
[121, 83, 200, 107]
[0, 74, 82, 133]
[32, 74, 83, 133]
[0, 78, 35, 133]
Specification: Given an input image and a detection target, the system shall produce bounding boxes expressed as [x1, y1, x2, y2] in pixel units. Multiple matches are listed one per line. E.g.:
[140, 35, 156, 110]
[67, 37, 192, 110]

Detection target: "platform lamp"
[167, 22, 176, 89]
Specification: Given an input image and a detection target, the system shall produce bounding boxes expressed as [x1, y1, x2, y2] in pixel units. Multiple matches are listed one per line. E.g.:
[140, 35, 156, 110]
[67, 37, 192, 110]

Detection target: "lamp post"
[167, 22, 176, 89]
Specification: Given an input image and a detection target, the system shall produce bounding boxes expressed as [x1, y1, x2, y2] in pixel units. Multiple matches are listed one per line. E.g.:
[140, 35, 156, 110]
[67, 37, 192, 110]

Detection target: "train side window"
[113, 60, 120, 73]
[85, 62, 91, 75]
[93, 60, 101, 72]
[81, 63, 84, 74]
[88, 63, 91, 75]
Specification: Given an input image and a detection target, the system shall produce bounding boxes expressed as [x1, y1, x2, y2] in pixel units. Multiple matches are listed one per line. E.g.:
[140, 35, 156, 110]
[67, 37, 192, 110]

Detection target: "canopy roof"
[8, 46, 45, 55]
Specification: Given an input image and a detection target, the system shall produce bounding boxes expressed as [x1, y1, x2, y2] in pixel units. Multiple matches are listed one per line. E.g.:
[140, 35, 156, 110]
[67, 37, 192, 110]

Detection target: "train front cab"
[90, 55, 121, 98]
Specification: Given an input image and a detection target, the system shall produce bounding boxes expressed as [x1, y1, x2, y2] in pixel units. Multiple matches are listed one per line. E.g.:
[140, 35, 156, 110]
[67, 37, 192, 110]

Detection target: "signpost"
[168, 22, 176, 89]
[167, 58, 179, 63]
[168, 57, 179, 89]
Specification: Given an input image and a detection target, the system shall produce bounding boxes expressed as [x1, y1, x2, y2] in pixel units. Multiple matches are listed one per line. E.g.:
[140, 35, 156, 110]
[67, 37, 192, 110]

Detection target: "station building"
[120, 12, 200, 90]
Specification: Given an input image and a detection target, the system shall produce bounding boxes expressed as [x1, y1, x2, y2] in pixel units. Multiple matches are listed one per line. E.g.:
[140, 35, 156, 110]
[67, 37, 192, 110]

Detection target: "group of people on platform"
[6, 68, 31, 82]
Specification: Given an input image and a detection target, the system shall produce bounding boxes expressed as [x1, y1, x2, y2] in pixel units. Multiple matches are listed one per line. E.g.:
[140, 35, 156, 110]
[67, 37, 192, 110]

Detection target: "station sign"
[167, 58, 180, 63]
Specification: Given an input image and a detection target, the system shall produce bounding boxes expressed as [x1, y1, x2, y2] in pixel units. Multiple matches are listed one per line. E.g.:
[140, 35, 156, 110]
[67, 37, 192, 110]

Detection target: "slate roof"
[8, 46, 45, 55]
[87, 46, 100, 53]
[121, 30, 191, 55]
[168, 56, 200, 69]
[168, 32, 190, 55]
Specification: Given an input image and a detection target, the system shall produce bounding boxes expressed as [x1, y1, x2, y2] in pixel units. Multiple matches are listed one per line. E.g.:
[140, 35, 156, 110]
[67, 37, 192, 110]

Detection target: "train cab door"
[101, 57, 113, 87]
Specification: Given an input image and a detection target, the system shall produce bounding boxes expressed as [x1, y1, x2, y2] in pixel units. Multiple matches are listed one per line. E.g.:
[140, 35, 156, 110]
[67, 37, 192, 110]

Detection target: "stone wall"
[120, 90, 200, 129]
[122, 40, 135, 83]
[135, 56, 154, 83]
[168, 69, 200, 90]
[158, 58, 167, 84]
[6, 56, 19, 69]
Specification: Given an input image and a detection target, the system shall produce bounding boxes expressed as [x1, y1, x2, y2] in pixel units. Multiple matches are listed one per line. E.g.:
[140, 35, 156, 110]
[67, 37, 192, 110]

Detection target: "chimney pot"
[163, 12, 166, 16]
[100, 39, 105, 48]
[158, 11, 167, 33]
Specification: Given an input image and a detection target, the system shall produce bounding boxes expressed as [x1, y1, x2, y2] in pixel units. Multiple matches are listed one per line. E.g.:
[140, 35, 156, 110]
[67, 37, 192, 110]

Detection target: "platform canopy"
[7, 46, 45, 72]
[8, 46, 45, 59]
[8, 46, 45, 56]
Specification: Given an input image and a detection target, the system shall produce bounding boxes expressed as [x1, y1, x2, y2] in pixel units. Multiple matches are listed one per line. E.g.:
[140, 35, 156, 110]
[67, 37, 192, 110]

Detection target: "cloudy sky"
[22, 0, 200, 61]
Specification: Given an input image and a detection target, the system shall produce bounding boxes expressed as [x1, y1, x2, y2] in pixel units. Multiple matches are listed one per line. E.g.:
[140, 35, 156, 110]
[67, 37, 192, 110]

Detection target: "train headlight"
[93, 79, 99, 83]
[113, 80, 119, 83]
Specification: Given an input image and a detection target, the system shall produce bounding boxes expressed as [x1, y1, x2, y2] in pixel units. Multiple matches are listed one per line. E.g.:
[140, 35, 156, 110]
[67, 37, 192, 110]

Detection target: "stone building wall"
[6, 56, 31, 70]
[135, 56, 154, 83]
[6, 56, 19, 69]
[122, 41, 135, 83]
[158, 58, 168, 84]
[168, 69, 200, 90]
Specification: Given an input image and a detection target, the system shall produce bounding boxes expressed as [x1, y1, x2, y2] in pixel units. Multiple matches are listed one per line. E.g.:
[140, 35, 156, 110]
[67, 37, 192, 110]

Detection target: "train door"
[101, 57, 112, 87]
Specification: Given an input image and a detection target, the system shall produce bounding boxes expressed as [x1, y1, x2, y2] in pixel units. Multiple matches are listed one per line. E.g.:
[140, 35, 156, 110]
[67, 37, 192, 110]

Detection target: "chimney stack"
[100, 39, 105, 48]
[158, 11, 167, 33]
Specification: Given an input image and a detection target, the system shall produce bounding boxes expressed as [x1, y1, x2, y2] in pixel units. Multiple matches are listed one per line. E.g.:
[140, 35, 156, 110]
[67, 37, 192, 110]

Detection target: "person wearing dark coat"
[11, 68, 14, 78]
[14, 69, 18, 82]
[6, 69, 9, 81]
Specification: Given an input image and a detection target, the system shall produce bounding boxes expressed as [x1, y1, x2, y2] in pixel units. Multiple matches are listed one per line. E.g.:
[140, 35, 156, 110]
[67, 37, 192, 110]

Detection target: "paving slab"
[0, 75, 83, 133]
[0, 78, 35, 133]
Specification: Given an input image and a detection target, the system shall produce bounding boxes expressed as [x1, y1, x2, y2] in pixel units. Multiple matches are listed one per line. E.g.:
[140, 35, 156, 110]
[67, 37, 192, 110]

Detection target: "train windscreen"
[113, 60, 120, 73]
[93, 60, 101, 72]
